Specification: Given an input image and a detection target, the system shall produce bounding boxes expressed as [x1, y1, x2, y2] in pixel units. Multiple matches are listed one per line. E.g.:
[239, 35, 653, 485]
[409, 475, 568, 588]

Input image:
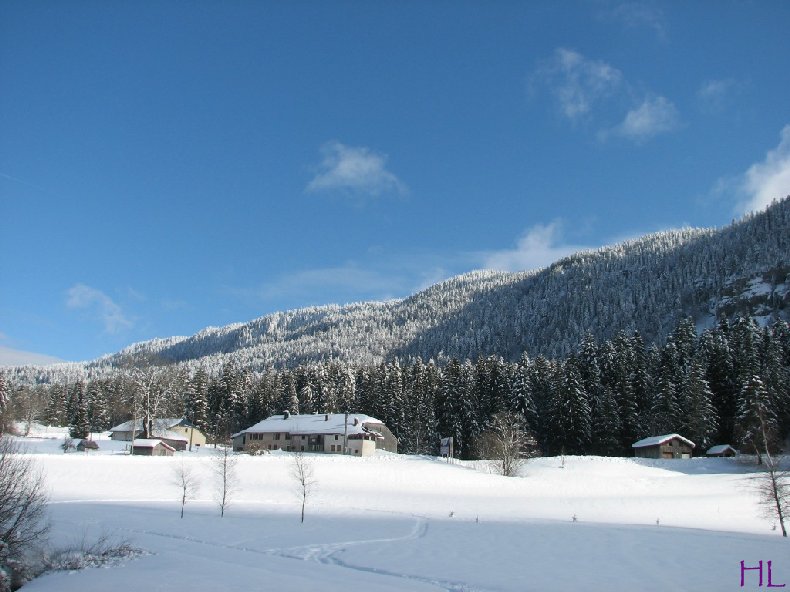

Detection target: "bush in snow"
[0, 437, 49, 590]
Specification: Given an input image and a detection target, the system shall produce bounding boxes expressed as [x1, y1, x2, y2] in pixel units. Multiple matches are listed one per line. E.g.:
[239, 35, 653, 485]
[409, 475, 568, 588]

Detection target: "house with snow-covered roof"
[632, 434, 695, 459]
[109, 417, 206, 451]
[232, 411, 397, 456]
[131, 439, 176, 457]
[705, 444, 737, 457]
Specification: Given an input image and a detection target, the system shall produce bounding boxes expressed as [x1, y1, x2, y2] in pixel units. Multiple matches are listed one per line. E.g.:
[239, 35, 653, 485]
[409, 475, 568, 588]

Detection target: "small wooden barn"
[76, 439, 99, 452]
[132, 439, 175, 457]
[632, 434, 695, 459]
[705, 444, 737, 457]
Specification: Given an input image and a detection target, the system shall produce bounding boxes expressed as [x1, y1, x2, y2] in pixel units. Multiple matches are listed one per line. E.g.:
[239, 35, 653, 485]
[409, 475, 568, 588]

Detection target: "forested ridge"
[2, 198, 789, 457]
[3, 316, 789, 461]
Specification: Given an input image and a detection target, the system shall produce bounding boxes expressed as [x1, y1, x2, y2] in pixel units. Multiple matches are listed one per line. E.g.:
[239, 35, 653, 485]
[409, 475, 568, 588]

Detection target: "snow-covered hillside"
[14, 432, 788, 592]
[8, 197, 789, 386]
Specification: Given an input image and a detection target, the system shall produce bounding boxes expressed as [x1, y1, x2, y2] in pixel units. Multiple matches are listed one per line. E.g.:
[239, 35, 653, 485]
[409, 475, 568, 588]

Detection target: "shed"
[76, 439, 99, 452]
[632, 434, 695, 459]
[132, 439, 175, 457]
[706, 444, 737, 457]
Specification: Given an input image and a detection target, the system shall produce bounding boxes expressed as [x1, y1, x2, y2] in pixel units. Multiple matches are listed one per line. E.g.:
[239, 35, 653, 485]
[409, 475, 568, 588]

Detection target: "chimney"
[283, 410, 290, 419]
[325, 414, 329, 421]
[353, 417, 359, 426]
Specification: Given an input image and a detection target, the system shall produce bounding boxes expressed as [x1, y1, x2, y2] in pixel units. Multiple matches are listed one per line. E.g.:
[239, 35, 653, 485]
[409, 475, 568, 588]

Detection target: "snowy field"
[10, 427, 788, 591]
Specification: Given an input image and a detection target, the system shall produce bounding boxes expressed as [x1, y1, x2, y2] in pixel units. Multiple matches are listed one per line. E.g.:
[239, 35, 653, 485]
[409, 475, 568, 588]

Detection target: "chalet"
[706, 444, 737, 457]
[132, 439, 175, 457]
[232, 412, 398, 456]
[109, 418, 206, 450]
[632, 434, 695, 459]
[76, 439, 99, 452]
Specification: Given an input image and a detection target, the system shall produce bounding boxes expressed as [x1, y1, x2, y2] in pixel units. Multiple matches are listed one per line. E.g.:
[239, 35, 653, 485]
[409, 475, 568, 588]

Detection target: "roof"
[109, 418, 190, 432]
[132, 439, 176, 450]
[706, 444, 736, 455]
[235, 413, 384, 437]
[632, 434, 696, 449]
[159, 430, 188, 442]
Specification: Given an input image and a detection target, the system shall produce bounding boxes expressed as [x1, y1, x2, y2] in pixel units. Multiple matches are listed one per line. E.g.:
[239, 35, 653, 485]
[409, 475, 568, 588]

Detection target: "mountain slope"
[9, 197, 790, 381]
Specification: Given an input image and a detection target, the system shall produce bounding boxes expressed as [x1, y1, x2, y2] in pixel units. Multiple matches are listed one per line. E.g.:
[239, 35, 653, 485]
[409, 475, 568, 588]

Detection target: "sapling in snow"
[173, 462, 200, 519]
[291, 451, 316, 524]
[212, 445, 237, 518]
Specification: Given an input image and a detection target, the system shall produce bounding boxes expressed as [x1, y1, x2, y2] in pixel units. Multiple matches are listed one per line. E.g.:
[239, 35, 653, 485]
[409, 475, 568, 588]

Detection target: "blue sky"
[1, 1, 789, 364]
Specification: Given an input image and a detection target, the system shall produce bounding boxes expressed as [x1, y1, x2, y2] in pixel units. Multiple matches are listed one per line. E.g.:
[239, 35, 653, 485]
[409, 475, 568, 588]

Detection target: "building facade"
[232, 412, 397, 456]
[632, 434, 695, 459]
[109, 418, 206, 450]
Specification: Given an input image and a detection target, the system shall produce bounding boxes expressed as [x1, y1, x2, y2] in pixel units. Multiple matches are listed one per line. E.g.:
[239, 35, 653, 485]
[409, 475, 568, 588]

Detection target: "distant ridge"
[7, 197, 789, 382]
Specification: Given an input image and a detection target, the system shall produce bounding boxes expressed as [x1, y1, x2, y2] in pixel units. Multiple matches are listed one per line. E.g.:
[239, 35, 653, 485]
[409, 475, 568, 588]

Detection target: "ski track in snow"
[128, 515, 485, 592]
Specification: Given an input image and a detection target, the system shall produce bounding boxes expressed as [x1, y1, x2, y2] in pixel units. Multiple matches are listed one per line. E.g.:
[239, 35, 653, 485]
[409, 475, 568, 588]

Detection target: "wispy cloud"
[606, 1, 667, 41]
[0, 345, 63, 367]
[66, 283, 132, 333]
[481, 221, 591, 273]
[534, 48, 623, 121]
[696, 78, 736, 113]
[534, 49, 679, 143]
[602, 96, 680, 141]
[306, 142, 408, 198]
[259, 265, 408, 303]
[734, 125, 790, 215]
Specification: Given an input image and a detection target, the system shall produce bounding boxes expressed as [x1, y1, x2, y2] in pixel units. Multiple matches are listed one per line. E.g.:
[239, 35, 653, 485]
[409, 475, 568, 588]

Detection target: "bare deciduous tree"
[476, 412, 538, 477]
[753, 453, 789, 537]
[0, 437, 49, 589]
[173, 462, 200, 519]
[291, 451, 316, 524]
[212, 445, 237, 518]
[124, 362, 180, 444]
[0, 375, 8, 436]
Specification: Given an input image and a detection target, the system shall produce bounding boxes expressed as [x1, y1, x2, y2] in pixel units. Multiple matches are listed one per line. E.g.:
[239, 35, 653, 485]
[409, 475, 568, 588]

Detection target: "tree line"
[3, 316, 789, 460]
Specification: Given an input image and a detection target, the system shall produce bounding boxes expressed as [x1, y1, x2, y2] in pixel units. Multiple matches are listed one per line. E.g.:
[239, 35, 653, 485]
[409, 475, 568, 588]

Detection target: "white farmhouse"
[232, 412, 397, 456]
[109, 417, 206, 451]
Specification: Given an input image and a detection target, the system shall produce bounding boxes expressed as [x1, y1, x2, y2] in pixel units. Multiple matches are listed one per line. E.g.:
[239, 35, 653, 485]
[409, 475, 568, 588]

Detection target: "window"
[334, 435, 339, 440]
[274, 433, 280, 441]
[285, 433, 291, 440]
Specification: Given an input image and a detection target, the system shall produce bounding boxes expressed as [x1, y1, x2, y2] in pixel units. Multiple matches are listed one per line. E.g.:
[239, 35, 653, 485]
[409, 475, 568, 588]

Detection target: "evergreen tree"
[700, 322, 737, 444]
[44, 385, 68, 427]
[550, 358, 591, 455]
[87, 383, 111, 432]
[510, 353, 538, 434]
[528, 356, 555, 455]
[591, 386, 622, 455]
[736, 375, 779, 463]
[681, 359, 718, 452]
[651, 342, 681, 434]
[69, 383, 90, 439]
[185, 368, 210, 435]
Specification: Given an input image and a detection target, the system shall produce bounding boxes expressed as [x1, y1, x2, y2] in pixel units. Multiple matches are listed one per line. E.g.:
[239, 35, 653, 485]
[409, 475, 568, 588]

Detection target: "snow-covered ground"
[10, 427, 788, 591]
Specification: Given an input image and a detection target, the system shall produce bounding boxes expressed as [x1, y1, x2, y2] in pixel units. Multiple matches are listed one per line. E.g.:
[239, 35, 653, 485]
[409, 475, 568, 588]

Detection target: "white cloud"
[66, 283, 132, 333]
[482, 221, 591, 273]
[607, 2, 667, 40]
[605, 96, 679, 141]
[260, 266, 408, 302]
[697, 79, 735, 113]
[736, 125, 790, 215]
[306, 142, 407, 197]
[535, 48, 623, 121]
